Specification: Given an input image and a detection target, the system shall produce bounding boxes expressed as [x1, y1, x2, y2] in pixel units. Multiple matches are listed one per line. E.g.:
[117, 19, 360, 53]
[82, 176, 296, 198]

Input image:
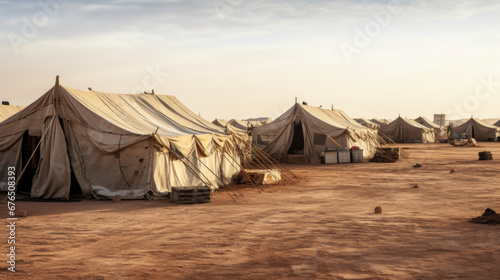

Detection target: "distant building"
[433, 114, 448, 126]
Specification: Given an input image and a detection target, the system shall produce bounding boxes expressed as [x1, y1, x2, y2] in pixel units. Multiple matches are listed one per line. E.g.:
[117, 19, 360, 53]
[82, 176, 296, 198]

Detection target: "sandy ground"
[1, 143, 500, 279]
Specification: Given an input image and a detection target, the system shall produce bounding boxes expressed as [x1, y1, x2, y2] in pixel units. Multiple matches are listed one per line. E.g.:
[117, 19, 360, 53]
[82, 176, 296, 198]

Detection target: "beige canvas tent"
[355, 118, 380, 129]
[415, 116, 444, 138]
[450, 118, 500, 141]
[0, 104, 25, 122]
[212, 118, 248, 135]
[379, 116, 435, 143]
[0, 77, 241, 199]
[252, 103, 379, 163]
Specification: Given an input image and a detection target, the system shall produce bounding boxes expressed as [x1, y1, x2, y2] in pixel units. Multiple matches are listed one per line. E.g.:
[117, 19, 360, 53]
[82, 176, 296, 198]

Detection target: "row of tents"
[3, 79, 500, 199]
[0, 77, 242, 200]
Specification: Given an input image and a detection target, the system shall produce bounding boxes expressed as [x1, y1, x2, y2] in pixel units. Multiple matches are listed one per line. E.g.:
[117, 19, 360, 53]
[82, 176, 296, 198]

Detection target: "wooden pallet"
[369, 147, 401, 162]
[171, 186, 211, 204]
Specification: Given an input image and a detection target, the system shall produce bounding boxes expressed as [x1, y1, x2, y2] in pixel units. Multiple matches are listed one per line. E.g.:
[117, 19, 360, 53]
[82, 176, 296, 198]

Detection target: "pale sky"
[1, 0, 500, 122]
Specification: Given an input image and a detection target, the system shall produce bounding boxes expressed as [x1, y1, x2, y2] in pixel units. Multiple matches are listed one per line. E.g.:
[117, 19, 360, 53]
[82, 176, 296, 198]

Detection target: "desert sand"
[1, 143, 500, 279]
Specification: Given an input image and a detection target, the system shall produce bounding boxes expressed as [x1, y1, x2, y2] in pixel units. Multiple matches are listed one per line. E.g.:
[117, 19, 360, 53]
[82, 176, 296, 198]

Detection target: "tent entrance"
[288, 122, 305, 155]
[18, 131, 40, 193]
[58, 117, 82, 196]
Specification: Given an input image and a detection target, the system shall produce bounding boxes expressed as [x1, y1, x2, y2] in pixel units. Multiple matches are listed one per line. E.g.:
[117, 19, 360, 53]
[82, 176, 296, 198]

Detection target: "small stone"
[113, 194, 121, 202]
[17, 210, 28, 217]
[413, 163, 422, 168]
[412, 184, 419, 188]
[450, 169, 455, 173]
[374, 206, 382, 214]
[483, 208, 497, 216]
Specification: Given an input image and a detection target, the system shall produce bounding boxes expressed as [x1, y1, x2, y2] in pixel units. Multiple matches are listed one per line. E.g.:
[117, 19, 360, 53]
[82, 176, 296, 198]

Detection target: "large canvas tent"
[252, 103, 379, 163]
[379, 116, 435, 143]
[0, 104, 25, 122]
[0, 77, 241, 199]
[450, 118, 500, 141]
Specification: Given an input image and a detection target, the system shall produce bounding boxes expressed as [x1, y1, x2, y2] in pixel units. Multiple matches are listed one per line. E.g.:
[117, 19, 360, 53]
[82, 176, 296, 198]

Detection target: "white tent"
[252, 103, 379, 163]
[0, 77, 241, 199]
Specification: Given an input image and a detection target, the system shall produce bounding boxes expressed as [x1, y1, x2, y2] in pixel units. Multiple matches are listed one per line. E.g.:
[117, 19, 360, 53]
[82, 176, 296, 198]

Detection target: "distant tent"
[370, 118, 391, 127]
[414, 116, 444, 138]
[451, 118, 500, 141]
[482, 118, 500, 127]
[212, 118, 248, 135]
[243, 117, 273, 125]
[0, 77, 241, 199]
[448, 119, 468, 127]
[379, 116, 435, 143]
[355, 118, 380, 129]
[252, 103, 379, 163]
[212, 118, 228, 128]
[227, 119, 262, 135]
[0, 105, 25, 122]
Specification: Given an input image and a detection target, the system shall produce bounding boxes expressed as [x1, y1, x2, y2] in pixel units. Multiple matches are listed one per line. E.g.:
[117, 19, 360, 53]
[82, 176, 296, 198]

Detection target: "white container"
[324, 151, 338, 164]
[351, 149, 363, 163]
[337, 150, 350, 164]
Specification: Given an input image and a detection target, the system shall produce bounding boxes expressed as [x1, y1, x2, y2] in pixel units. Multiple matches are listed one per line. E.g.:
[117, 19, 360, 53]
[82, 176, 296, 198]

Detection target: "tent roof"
[355, 117, 378, 126]
[482, 118, 500, 127]
[0, 105, 25, 122]
[415, 116, 440, 128]
[243, 117, 272, 124]
[457, 118, 500, 130]
[2, 84, 226, 138]
[64, 86, 226, 137]
[383, 116, 431, 130]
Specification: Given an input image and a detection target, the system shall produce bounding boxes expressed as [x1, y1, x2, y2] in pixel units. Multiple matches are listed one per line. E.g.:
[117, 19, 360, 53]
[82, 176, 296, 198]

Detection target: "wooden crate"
[171, 186, 211, 204]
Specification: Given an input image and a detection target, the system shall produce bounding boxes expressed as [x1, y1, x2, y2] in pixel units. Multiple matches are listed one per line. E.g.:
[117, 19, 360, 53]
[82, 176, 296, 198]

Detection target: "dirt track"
[1, 143, 500, 279]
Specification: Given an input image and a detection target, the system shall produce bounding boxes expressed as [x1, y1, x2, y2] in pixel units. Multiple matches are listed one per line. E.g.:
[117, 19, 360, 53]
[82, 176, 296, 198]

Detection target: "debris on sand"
[478, 151, 493, 160]
[471, 208, 500, 224]
[412, 184, 419, 188]
[17, 210, 28, 217]
[450, 168, 455, 173]
[374, 206, 382, 214]
[413, 163, 422, 168]
[113, 194, 121, 202]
